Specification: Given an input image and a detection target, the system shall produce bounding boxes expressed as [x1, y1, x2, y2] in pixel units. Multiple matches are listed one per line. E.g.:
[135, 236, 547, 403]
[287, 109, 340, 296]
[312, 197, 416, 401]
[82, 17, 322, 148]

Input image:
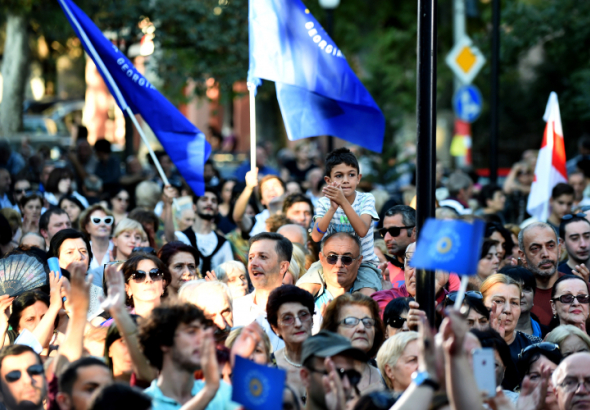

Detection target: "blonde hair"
[376, 331, 419, 389]
[113, 218, 147, 241]
[135, 181, 161, 210]
[214, 261, 247, 282]
[225, 326, 272, 360]
[374, 239, 388, 257]
[545, 325, 590, 350]
[178, 279, 233, 306]
[287, 255, 301, 281]
[480, 273, 522, 301]
[292, 243, 308, 276]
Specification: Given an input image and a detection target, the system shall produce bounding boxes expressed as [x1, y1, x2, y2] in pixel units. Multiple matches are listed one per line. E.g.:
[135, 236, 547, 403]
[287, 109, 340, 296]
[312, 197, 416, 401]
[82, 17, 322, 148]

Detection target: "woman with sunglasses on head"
[321, 293, 386, 395]
[545, 325, 590, 358]
[382, 297, 412, 338]
[517, 342, 562, 410]
[121, 253, 170, 318]
[110, 187, 131, 226]
[59, 195, 86, 231]
[550, 274, 590, 331]
[267, 285, 315, 403]
[80, 204, 115, 271]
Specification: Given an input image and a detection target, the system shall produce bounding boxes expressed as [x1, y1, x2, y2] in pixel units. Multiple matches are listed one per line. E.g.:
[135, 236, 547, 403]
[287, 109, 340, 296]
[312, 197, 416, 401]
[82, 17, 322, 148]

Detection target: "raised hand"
[417, 316, 438, 377]
[245, 168, 259, 189]
[162, 184, 178, 205]
[440, 308, 468, 357]
[0, 295, 14, 330]
[205, 270, 218, 282]
[200, 328, 220, 389]
[323, 357, 347, 410]
[100, 263, 126, 314]
[323, 182, 346, 207]
[48, 271, 65, 308]
[230, 321, 264, 366]
[489, 301, 507, 338]
[407, 301, 427, 331]
[516, 364, 550, 410]
[68, 260, 91, 315]
[572, 263, 590, 283]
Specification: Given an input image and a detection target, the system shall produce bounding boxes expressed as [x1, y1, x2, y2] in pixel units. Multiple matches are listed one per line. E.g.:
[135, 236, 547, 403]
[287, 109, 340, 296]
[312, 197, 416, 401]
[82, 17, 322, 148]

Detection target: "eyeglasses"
[307, 366, 362, 386]
[91, 216, 114, 226]
[552, 294, 590, 304]
[562, 213, 587, 221]
[518, 342, 560, 360]
[339, 317, 376, 328]
[378, 226, 415, 238]
[404, 253, 414, 269]
[130, 268, 164, 283]
[446, 291, 483, 303]
[115, 196, 129, 202]
[279, 311, 312, 326]
[386, 317, 407, 329]
[14, 188, 32, 195]
[4, 364, 44, 383]
[325, 254, 359, 266]
[558, 377, 590, 393]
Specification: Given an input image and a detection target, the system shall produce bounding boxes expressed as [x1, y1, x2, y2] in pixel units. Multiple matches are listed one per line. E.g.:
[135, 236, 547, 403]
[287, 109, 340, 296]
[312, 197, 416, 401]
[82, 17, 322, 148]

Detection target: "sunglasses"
[378, 226, 415, 238]
[325, 254, 359, 266]
[562, 213, 587, 221]
[386, 317, 407, 329]
[91, 216, 114, 226]
[518, 342, 560, 360]
[131, 268, 164, 283]
[308, 366, 362, 386]
[446, 291, 483, 303]
[552, 294, 590, 304]
[5, 364, 44, 383]
[14, 188, 32, 195]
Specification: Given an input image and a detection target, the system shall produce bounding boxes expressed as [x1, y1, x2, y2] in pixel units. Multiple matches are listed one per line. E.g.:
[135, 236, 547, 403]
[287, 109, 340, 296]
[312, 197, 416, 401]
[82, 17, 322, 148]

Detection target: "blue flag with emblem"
[410, 218, 485, 276]
[248, 0, 385, 153]
[57, 0, 210, 196]
[232, 355, 286, 410]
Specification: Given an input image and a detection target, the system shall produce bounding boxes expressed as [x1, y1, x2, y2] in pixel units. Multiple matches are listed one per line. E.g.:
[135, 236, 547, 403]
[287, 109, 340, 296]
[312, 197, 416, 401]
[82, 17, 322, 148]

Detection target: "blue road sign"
[453, 85, 483, 123]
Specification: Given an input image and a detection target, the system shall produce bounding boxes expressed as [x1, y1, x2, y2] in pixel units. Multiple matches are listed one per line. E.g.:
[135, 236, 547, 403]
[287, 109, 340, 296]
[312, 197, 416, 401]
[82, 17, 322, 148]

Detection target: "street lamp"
[318, 0, 340, 153]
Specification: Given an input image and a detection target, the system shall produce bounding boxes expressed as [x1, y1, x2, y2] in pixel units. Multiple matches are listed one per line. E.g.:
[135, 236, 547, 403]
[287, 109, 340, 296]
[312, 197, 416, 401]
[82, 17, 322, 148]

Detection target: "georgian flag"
[527, 92, 567, 222]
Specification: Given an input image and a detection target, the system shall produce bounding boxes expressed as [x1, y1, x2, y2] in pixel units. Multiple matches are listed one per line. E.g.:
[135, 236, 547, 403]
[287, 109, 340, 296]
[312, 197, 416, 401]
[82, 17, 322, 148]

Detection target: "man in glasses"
[558, 214, 590, 277]
[552, 352, 590, 410]
[40, 208, 72, 249]
[300, 330, 366, 410]
[0, 345, 47, 410]
[379, 205, 416, 289]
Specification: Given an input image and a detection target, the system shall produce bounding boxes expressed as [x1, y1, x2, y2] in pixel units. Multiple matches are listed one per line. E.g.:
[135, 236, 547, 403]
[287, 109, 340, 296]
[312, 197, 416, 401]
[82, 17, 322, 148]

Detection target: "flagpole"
[248, 82, 257, 172]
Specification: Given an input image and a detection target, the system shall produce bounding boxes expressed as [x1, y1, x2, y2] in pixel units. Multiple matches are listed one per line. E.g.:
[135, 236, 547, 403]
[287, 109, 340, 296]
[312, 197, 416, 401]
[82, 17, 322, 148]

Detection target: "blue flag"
[410, 218, 485, 276]
[231, 355, 286, 410]
[58, 0, 210, 196]
[248, 0, 385, 153]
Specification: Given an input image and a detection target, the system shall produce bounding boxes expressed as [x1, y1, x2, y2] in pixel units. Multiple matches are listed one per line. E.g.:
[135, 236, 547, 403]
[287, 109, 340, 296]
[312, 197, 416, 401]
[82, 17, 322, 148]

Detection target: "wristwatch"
[412, 371, 440, 390]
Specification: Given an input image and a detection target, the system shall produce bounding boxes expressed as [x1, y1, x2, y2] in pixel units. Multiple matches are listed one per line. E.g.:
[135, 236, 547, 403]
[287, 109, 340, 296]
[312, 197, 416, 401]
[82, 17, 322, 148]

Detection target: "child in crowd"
[298, 148, 382, 298]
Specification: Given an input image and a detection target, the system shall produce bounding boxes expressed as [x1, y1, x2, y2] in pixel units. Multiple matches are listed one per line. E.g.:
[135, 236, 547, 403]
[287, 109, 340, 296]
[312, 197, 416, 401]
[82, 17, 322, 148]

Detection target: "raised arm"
[32, 271, 64, 349]
[161, 185, 179, 243]
[232, 168, 258, 234]
[0, 295, 14, 349]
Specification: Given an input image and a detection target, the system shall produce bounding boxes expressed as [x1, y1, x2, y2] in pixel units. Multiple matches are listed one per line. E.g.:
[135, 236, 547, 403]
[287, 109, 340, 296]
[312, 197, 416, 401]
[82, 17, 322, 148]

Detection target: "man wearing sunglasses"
[300, 330, 366, 410]
[0, 345, 47, 410]
[379, 205, 416, 288]
[558, 214, 590, 277]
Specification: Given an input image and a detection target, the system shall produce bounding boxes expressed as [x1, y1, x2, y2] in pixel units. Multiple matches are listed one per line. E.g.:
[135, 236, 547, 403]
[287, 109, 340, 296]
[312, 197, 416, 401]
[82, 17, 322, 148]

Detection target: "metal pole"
[453, 0, 466, 92]
[489, 0, 500, 185]
[416, 0, 437, 325]
[326, 8, 335, 154]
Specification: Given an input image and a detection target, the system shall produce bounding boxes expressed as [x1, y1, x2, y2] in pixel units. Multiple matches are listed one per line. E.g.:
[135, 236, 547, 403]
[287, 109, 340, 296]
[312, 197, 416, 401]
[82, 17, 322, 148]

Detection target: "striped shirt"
[315, 191, 379, 266]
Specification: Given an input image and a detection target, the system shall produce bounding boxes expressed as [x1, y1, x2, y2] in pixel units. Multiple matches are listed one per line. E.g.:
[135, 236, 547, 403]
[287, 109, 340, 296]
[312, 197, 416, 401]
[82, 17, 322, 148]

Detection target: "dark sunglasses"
[131, 268, 164, 282]
[378, 226, 415, 238]
[562, 213, 587, 221]
[386, 317, 407, 329]
[132, 247, 157, 256]
[5, 364, 44, 383]
[518, 342, 560, 360]
[446, 291, 483, 303]
[308, 366, 362, 386]
[14, 188, 32, 195]
[325, 254, 359, 266]
[552, 294, 590, 304]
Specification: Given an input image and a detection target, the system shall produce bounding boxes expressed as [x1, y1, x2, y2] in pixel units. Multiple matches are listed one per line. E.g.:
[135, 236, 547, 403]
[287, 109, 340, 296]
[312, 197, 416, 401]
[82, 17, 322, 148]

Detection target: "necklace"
[283, 350, 302, 368]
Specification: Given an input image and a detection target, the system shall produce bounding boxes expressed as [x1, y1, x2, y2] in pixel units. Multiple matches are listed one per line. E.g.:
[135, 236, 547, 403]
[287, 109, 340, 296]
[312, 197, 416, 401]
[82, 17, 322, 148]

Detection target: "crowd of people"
[2, 134, 590, 410]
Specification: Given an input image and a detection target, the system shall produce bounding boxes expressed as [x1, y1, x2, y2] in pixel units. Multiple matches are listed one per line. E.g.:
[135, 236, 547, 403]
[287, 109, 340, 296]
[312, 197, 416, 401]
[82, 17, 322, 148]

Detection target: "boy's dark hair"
[94, 139, 112, 154]
[192, 186, 220, 205]
[478, 184, 503, 208]
[0, 344, 41, 370]
[325, 147, 359, 177]
[39, 207, 69, 233]
[282, 193, 314, 216]
[58, 357, 109, 396]
[559, 214, 590, 240]
[551, 183, 574, 199]
[138, 303, 207, 370]
[249, 232, 293, 263]
[499, 266, 537, 294]
[88, 383, 151, 410]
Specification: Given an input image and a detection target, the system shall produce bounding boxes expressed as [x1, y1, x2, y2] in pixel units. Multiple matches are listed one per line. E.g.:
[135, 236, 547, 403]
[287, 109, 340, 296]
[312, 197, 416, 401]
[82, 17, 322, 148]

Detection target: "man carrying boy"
[298, 148, 382, 299]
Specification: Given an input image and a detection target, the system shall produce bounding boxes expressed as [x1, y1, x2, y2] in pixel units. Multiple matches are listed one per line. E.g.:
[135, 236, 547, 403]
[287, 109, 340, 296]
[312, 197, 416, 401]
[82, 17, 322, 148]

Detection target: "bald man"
[277, 224, 307, 246]
[552, 352, 590, 410]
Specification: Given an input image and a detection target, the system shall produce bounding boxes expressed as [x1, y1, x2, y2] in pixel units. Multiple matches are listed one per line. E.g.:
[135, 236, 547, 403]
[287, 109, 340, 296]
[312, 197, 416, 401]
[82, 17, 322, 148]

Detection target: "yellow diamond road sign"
[446, 36, 486, 85]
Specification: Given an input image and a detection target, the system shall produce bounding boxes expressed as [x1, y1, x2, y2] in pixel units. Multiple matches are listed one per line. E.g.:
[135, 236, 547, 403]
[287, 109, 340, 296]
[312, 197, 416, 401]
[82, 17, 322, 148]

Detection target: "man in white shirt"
[175, 188, 233, 274]
[233, 232, 292, 352]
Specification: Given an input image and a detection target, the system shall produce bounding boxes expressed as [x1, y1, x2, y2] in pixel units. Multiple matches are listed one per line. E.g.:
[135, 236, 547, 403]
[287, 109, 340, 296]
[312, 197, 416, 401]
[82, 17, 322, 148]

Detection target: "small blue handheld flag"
[57, 0, 210, 196]
[248, 0, 385, 153]
[410, 218, 485, 276]
[231, 355, 286, 410]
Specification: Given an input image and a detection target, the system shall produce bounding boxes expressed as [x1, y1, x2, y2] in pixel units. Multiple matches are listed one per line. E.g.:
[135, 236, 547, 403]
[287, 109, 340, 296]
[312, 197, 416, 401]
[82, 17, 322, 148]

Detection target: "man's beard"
[197, 212, 215, 221]
[171, 347, 200, 373]
[525, 255, 557, 278]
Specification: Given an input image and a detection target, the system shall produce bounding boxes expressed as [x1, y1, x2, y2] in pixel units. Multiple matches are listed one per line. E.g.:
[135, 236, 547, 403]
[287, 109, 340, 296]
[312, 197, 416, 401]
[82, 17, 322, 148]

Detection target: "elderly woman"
[376, 331, 419, 393]
[80, 204, 115, 270]
[481, 273, 542, 368]
[267, 285, 315, 402]
[382, 297, 412, 338]
[321, 293, 386, 394]
[158, 241, 200, 299]
[214, 260, 249, 298]
[516, 342, 562, 410]
[550, 274, 590, 331]
[545, 325, 590, 358]
[121, 253, 170, 317]
[19, 194, 43, 234]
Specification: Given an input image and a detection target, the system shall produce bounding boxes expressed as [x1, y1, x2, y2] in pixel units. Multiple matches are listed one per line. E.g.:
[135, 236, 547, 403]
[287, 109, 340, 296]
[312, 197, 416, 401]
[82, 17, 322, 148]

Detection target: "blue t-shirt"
[144, 379, 239, 410]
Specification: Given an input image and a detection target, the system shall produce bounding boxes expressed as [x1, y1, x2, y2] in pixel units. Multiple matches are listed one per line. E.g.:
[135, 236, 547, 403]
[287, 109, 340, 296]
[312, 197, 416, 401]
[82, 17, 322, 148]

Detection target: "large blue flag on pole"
[248, 0, 385, 153]
[57, 0, 210, 196]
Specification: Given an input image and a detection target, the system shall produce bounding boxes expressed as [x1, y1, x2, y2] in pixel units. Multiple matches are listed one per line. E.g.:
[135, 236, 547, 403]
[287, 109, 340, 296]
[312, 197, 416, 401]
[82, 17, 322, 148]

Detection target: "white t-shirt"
[175, 230, 233, 272]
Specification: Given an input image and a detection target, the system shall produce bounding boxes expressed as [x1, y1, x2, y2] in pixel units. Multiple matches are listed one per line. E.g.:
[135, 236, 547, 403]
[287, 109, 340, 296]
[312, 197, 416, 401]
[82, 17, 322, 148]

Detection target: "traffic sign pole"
[490, 0, 500, 185]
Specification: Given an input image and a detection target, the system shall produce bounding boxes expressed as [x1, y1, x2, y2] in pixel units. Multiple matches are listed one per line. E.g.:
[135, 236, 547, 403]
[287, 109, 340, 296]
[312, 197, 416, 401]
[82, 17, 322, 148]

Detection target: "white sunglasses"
[91, 216, 114, 226]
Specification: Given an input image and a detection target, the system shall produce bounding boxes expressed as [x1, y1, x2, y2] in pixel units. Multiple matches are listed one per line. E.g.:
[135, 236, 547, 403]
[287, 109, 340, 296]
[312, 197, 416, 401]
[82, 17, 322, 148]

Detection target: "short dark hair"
[249, 232, 293, 263]
[282, 193, 314, 216]
[384, 205, 416, 231]
[193, 186, 220, 205]
[552, 183, 574, 199]
[516, 343, 562, 382]
[58, 195, 86, 213]
[499, 266, 537, 294]
[0, 345, 41, 371]
[157, 241, 200, 272]
[266, 285, 315, 330]
[321, 231, 361, 254]
[48, 228, 93, 269]
[480, 238, 499, 260]
[39, 207, 69, 233]
[121, 254, 171, 306]
[88, 383, 151, 410]
[8, 290, 50, 331]
[383, 297, 413, 325]
[325, 147, 359, 177]
[94, 139, 112, 154]
[478, 184, 503, 208]
[559, 214, 590, 239]
[138, 303, 207, 370]
[19, 193, 43, 210]
[551, 274, 590, 300]
[45, 168, 74, 195]
[58, 357, 109, 396]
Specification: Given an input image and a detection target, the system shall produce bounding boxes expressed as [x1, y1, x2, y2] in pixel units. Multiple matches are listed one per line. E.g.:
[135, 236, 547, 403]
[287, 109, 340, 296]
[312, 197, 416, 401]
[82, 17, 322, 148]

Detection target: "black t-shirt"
[504, 331, 542, 391]
[558, 260, 575, 275]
